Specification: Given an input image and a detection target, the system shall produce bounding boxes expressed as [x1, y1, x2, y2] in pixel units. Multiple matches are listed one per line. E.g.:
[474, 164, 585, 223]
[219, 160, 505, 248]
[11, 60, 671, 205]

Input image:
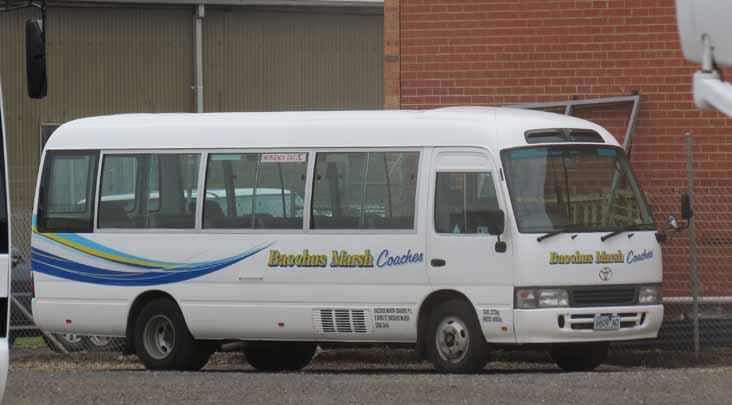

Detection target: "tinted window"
[434, 172, 500, 234]
[38, 151, 98, 233]
[501, 146, 654, 233]
[98, 153, 200, 229]
[204, 153, 308, 229]
[311, 151, 419, 230]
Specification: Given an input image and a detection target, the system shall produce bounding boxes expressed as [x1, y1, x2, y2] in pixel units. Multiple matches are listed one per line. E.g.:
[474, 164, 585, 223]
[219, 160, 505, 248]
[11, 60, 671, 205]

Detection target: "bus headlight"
[638, 286, 662, 305]
[516, 288, 569, 308]
[538, 289, 569, 308]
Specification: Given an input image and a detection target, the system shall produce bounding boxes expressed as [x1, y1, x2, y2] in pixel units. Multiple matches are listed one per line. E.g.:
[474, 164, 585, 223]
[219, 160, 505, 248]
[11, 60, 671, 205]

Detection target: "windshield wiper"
[601, 227, 636, 242]
[537, 230, 564, 242]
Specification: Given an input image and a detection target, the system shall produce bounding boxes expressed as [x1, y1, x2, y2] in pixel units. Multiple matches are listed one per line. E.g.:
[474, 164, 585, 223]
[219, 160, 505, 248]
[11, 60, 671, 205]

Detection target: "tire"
[186, 341, 219, 371]
[244, 342, 317, 372]
[425, 299, 489, 373]
[133, 298, 206, 371]
[550, 342, 609, 372]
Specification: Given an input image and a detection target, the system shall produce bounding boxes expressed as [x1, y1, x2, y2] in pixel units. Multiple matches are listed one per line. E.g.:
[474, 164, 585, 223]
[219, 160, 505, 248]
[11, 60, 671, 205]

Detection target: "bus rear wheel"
[134, 298, 211, 371]
[550, 342, 609, 372]
[425, 299, 489, 373]
[244, 342, 317, 372]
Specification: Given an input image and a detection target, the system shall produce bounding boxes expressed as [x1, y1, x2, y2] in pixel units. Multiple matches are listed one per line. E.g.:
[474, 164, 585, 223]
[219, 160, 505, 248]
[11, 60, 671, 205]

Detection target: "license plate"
[593, 314, 621, 331]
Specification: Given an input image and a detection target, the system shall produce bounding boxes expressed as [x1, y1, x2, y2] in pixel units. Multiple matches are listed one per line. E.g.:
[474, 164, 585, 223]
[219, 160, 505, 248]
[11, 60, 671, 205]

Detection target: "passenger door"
[427, 148, 515, 343]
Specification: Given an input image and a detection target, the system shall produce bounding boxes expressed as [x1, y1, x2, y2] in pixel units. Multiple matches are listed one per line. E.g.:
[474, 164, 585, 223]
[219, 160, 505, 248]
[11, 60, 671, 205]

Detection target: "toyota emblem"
[599, 267, 613, 281]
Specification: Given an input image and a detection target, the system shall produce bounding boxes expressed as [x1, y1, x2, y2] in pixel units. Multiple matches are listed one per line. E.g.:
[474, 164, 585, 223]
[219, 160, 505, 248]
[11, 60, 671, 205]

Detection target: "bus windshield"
[501, 145, 655, 233]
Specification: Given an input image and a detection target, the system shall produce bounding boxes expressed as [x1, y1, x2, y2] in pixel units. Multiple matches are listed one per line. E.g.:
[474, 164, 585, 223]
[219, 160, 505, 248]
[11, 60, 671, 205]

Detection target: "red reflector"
[65, 319, 72, 324]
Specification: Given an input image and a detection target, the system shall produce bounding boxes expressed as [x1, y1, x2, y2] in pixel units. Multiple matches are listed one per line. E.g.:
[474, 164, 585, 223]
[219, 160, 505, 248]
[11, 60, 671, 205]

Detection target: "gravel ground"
[6, 348, 732, 404]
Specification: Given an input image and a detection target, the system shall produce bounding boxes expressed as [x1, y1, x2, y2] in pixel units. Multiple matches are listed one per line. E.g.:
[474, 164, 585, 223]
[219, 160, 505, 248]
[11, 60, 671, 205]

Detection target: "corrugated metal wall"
[204, 7, 383, 111]
[0, 7, 194, 252]
[0, 5, 383, 253]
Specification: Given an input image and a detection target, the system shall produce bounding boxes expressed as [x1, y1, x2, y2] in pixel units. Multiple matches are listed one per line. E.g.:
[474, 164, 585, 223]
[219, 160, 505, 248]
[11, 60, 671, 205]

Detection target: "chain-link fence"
[9, 207, 126, 353]
[643, 134, 732, 355]
[7, 134, 732, 358]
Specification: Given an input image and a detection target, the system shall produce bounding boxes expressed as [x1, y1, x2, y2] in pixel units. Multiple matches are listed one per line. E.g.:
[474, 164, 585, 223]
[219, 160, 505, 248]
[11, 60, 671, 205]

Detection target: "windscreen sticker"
[549, 249, 654, 265]
[261, 153, 307, 163]
[267, 249, 424, 269]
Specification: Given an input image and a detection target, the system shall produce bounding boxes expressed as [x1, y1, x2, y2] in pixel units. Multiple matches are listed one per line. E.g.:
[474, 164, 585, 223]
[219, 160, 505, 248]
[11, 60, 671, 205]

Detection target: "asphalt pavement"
[5, 349, 732, 404]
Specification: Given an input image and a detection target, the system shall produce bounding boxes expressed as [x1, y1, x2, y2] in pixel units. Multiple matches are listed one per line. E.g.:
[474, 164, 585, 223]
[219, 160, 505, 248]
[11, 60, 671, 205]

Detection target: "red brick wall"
[387, 0, 732, 298]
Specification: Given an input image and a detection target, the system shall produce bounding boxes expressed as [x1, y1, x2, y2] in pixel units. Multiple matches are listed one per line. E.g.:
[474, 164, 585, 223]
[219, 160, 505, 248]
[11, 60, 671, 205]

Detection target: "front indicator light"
[516, 289, 538, 309]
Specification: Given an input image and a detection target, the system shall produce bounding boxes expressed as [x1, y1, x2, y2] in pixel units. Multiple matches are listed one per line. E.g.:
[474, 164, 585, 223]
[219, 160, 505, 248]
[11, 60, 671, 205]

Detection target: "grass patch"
[13, 336, 45, 349]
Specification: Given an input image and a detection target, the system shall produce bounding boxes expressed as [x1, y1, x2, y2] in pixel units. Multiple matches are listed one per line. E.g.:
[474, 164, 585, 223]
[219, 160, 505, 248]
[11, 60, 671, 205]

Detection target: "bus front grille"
[572, 288, 637, 307]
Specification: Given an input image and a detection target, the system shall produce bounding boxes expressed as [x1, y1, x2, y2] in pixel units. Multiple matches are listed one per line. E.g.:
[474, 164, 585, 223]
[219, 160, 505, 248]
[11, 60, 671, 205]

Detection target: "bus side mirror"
[489, 209, 507, 253]
[26, 19, 47, 99]
[681, 193, 693, 220]
[488, 209, 505, 236]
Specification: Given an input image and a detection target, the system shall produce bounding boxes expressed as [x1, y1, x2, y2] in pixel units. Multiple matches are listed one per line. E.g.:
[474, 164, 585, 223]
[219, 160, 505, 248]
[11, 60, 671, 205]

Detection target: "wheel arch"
[415, 289, 481, 360]
[124, 290, 179, 354]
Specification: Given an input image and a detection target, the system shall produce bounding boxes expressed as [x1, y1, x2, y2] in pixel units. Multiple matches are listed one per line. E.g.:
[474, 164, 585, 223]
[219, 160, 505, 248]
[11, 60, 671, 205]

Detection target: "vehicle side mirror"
[681, 193, 693, 220]
[488, 209, 505, 236]
[489, 209, 507, 253]
[666, 215, 680, 231]
[26, 19, 47, 99]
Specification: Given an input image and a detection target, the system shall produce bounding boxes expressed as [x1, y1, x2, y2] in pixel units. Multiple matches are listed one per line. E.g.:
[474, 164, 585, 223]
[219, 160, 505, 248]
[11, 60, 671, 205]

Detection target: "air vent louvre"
[335, 309, 351, 333]
[352, 309, 367, 334]
[313, 308, 373, 335]
[320, 309, 335, 333]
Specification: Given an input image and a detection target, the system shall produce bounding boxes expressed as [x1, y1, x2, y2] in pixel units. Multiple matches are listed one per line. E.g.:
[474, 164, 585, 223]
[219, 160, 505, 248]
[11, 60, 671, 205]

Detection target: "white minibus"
[32, 108, 665, 372]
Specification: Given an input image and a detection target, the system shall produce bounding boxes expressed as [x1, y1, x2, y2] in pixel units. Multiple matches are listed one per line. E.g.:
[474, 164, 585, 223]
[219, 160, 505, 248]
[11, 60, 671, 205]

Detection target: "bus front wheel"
[244, 342, 317, 372]
[549, 342, 609, 372]
[425, 299, 489, 373]
[133, 298, 211, 371]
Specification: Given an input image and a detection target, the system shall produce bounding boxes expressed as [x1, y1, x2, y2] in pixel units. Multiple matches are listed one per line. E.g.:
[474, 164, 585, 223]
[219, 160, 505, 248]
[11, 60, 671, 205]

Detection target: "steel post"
[685, 133, 700, 359]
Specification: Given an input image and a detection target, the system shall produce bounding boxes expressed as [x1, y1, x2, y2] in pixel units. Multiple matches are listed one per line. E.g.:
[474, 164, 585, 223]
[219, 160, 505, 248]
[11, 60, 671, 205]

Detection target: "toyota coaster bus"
[31, 108, 665, 373]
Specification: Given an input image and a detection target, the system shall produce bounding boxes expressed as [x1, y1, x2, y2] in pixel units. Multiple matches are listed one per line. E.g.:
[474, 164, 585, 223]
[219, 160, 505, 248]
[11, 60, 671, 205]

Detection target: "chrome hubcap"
[143, 315, 175, 360]
[435, 317, 469, 364]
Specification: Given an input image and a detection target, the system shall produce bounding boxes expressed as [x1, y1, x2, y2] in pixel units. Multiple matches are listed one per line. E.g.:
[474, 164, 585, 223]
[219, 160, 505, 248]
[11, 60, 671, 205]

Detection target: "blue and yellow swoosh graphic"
[32, 231, 272, 286]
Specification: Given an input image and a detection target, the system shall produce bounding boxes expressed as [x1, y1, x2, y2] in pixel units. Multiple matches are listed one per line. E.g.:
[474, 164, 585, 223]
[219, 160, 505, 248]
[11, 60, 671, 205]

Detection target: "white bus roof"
[44, 107, 619, 152]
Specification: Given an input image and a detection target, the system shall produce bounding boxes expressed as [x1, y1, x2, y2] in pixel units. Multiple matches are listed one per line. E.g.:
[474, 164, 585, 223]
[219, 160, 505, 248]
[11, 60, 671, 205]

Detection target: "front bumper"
[514, 304, 663, 343]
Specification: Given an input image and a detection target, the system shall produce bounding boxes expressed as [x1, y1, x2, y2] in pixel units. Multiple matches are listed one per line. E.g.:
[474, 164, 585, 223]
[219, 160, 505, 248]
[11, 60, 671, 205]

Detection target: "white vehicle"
[31, 108, 665, 372]
[0, 76, 11, 400]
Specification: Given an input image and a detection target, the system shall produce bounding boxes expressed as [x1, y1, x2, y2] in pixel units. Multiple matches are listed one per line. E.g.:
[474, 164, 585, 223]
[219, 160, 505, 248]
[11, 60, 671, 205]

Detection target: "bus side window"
[204, 152, 308, 230]
[38, 151, 99, 233]
[310, 151, 419, 230]
[434, 172, 499, 235]
[98, 153, 200, 229]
